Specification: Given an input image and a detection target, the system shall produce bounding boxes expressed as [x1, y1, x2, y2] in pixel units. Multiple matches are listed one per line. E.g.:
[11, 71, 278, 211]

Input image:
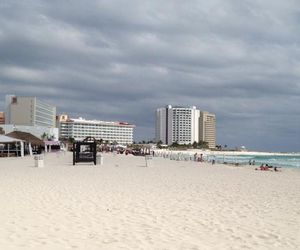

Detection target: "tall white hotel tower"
[156, 105, 200, 145]
[156, 105, 216, 148]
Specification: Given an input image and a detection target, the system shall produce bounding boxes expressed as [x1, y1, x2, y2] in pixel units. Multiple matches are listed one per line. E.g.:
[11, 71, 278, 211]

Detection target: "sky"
[0, 0, 300, 152]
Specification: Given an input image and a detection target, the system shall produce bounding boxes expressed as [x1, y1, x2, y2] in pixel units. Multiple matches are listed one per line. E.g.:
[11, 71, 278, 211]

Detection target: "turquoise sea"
[207, 154, 300, 168]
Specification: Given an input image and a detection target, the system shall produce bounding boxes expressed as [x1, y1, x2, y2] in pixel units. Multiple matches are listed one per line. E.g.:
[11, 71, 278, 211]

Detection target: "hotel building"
[0, 112, 4, 124]
[199, 111, 216, 149]
[156, 105, 216, 148]
[156, 105, 200, 145]
[1, 95, 58, 140]
[58, 115, 135, 145]
[5, 95, 56, 127]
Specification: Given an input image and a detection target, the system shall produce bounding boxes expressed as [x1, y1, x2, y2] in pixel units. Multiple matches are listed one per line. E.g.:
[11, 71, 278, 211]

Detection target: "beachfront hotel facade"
[199, 111, 216, 149]
[155, 105, 216, 148]
[0, 112, 4, 124]
[156, 105, 200, 145]
[58, 115, 135, 145]
[5, 95, 56, 128]
[1, 95, 59, 140]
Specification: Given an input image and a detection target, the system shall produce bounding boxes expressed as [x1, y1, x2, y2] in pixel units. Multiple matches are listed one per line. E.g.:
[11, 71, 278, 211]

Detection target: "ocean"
[207, 154, 300, 168]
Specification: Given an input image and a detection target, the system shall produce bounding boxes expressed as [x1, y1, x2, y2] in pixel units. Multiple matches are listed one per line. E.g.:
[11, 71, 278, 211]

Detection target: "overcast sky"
[0, 0, 300, 152]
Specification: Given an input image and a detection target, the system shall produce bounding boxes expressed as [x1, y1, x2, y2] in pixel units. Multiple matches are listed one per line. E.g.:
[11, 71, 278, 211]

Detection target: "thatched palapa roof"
[6, 131, 44, 146]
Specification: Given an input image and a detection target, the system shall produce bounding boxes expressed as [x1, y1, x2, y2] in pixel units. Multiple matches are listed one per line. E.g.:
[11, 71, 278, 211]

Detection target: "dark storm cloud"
[0, 0, 300, 151]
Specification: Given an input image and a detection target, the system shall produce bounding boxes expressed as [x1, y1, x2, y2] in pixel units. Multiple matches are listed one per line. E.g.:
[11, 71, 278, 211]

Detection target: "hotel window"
[12, 97, 17, 104]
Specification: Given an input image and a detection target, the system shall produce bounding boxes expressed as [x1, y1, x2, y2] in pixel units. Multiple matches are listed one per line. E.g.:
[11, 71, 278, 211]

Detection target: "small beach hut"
[0, 135, 24, 157]
[73, 137, 97, 165]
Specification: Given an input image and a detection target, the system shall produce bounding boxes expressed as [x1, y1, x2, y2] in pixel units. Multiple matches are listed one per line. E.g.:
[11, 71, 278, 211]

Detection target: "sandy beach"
[0, 152, 299, 250]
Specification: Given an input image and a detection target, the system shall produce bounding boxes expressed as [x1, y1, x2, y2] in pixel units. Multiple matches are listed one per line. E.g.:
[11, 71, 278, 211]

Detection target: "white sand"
[0, 152, 299, 250]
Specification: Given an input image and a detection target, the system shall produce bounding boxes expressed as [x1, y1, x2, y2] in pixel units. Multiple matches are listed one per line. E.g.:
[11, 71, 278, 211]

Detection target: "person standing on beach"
[200, 154, 203, 162]
[194, 153, 197, 161]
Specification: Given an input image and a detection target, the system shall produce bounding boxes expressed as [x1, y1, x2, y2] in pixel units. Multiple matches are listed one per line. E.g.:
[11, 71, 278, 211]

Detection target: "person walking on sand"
[194, 153, 197, 162]
[200, 154, 203, 162]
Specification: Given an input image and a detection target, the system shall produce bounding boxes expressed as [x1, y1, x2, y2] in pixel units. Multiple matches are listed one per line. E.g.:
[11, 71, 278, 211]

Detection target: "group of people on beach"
[248, 160, 256, 165]
[248, 159, 281, 172]
[194, 153, 203, 162]
[255, 164, 281, 172]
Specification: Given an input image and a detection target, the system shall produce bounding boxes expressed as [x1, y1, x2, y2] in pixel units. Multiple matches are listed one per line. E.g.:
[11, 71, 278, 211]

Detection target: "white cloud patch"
[1, 66, 46, 82]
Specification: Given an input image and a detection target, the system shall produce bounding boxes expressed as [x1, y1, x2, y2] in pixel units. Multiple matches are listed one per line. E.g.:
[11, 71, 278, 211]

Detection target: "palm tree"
[41, 132, 48, 140]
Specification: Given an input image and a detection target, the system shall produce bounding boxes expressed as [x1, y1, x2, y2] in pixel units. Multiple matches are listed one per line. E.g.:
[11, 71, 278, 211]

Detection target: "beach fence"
[154, 150, 263, 166]
[156, 150, 198, 163]
[169, 152, 193, 161]
[154, 150, 223, 164]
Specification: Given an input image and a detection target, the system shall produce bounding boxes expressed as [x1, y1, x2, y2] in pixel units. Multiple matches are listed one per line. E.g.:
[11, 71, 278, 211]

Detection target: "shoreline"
[155, 148, 300, 156]
[153, 149, 300, 169]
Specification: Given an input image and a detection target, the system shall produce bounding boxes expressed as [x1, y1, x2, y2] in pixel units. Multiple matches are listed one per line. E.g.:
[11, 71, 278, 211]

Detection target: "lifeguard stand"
[73, 137, 97, 165]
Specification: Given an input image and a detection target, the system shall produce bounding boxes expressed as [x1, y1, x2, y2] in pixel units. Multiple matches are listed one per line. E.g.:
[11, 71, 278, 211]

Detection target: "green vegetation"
[68, 137, 75, 144]
[41, 132, 48, 140]
[156, 140, 163, 148]
[168, 141, 209, 150]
